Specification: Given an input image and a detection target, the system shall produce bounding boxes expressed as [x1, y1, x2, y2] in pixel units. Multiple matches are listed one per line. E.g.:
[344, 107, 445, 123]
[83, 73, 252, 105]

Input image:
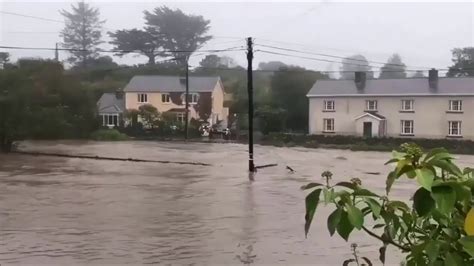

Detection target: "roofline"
[307, 93, 474, 98]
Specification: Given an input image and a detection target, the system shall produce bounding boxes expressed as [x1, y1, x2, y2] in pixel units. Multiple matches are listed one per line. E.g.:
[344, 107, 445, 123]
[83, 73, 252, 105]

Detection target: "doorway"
[363, 122, 372, 137]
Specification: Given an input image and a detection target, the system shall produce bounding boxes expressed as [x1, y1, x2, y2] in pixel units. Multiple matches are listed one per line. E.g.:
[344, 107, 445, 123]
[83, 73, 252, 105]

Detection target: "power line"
[191, 65, 453, 74]
[0, 45, 245, 54]
[256, 49, 391, 69]
[255, 43, 432, 69]
[0, 10, 64, 24]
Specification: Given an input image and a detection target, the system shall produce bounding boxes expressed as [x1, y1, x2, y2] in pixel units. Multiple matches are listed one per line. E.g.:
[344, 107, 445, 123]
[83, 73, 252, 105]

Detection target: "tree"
[447, 47, 474, 77]
[199, 54, 237, 68]
[256, 105, 287, 135]
[144, 6, 212, 64]
[0, 59, 97, 151]
[138, 104, 160, 129]
[258, 61, 287, 71]
[339, 55, 374, 80]
[412, 70, 425, 78]
[270, 67, 328, 131]
[71, 56, 118, 71]
[109, 29, 164, 65]
[60, 2, 105, 68]
[0, 52, 9, 66]
[379, 53, 407, 79]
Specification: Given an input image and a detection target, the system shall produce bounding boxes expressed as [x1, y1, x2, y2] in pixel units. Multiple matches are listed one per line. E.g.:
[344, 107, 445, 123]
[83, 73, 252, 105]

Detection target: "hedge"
[260, 133, 474, 155]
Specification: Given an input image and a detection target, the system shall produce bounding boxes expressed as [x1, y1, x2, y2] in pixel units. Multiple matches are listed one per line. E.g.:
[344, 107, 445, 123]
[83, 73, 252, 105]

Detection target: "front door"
[363, 122, 372, 137]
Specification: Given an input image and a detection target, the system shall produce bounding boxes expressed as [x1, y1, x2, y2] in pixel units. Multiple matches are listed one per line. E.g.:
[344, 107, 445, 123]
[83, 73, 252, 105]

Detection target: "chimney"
[115, 88, 124, 99]
[354, 71, 366, 90]
[428, 68, 438, 90]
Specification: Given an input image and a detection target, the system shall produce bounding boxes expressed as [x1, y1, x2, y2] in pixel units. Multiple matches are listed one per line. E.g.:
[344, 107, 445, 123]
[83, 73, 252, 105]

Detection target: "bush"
[303, 144, 474, 265]
[90, 129, 128, 141]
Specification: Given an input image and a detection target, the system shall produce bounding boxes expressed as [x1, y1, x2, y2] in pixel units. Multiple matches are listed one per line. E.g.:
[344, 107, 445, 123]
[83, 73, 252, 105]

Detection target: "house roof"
[97, 93, 125, 114]
[355, 112, 386, 121]
[123, 75, 220, 93]
[307, 77, 474, 97]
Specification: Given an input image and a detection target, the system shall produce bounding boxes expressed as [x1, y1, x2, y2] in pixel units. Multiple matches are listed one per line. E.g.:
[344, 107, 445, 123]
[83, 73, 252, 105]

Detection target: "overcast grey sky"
[1, 0, 473, 76]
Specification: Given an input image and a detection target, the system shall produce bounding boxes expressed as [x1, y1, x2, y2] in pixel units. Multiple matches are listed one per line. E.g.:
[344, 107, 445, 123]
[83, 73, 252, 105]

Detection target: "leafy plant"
[303, 143, 474, 265]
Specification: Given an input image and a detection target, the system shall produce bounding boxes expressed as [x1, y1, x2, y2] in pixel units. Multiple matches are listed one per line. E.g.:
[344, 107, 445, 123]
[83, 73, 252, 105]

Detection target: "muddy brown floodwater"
[0, 141, 473, 265]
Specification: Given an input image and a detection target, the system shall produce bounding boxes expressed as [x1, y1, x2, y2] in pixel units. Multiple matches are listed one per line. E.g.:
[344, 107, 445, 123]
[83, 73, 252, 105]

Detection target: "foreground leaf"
[413, 188, 435, 216]
[364, 198, 382, 218]
[327, 208, 342, 236]
[459, 236, 474, 257]
[379, 245, 387, 264]
[416, 168, 435, 191]
[304, 188, 322, 237]
[386, 171, 396, 195]
[346, 204, 364, 230]
[431, 185, 456, 215]
[425, 240, 440, 264]
[445, 252, 464, 266]
[336, 210, 354, 241]
[301, 182, 323, 190]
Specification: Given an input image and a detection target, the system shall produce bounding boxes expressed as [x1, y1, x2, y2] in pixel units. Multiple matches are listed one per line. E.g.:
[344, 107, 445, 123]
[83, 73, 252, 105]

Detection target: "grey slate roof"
[123, 75, 220, 93]
[97, 93, 125, 114]
[307, 78, 474, 97]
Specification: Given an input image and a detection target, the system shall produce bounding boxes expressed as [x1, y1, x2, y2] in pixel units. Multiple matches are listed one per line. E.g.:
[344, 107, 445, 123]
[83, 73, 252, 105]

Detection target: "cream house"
[307, 70, 474, 140]
[123, 75, 229, 126]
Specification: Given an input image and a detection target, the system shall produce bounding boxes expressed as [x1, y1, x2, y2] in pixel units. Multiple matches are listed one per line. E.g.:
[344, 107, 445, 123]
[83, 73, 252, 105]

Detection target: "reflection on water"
[0, 141, 473, 265]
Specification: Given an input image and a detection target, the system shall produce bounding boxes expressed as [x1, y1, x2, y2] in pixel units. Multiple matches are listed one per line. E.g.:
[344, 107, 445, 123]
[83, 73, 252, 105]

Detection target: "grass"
[90, 129, 128, 141]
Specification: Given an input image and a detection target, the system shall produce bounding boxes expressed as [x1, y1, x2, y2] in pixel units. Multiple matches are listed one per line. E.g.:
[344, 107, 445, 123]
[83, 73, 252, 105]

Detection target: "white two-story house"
[307, 70, 474, 140]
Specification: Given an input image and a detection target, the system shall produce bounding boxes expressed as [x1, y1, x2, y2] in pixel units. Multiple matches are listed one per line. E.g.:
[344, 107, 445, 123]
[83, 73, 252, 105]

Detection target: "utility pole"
[247, 37, 255, 172]
[184, 58, 189, 140]
[54, 43, 59, 62]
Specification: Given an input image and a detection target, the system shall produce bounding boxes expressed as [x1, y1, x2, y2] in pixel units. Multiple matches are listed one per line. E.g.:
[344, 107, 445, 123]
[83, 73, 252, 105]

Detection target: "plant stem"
[362, 226, 410, 252]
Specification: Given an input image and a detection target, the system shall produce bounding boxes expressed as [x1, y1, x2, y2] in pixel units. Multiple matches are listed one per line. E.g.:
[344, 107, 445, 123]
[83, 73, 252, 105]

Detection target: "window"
[137, 93, 148, 103]
[323, 118, 335, 132]
[366, 100, 377, 111]
[102, 114, 119, 126]
[176, 113, 186, 123]
[400, 120, 414, 135]
[401, 100, 414, 111]
[324, 100, 335, 111]
[449, 100, 462, 112]
[182, 93, 199, 104]
[161, 93, 170, 103]
[448, 121, 462, 136]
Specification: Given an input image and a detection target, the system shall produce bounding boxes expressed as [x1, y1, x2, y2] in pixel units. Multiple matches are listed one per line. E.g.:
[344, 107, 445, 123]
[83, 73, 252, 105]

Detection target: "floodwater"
[0, 141, 473, 265]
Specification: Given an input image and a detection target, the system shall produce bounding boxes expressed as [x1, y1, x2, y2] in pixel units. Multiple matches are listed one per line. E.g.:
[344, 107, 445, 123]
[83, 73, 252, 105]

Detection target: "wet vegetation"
[303, 143, 474, 265]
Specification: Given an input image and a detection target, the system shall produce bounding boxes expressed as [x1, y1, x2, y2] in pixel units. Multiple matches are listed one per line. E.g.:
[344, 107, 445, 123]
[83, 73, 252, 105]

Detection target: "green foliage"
[261, 133, 474, 155]
[255, 105, 287, 135]
[447, 47, 474, 77]
[0, 59, 98, 151]
[137, 104, 161, 129]
[144, 6, 212, 63]
[90, 129, 128, 141]
[109, 29, 164, 65]
[303, 144, 474, 265]
[60, 1, 105, 67]
[0, 52, 9, 65]
[270, 67, 327, 131]
[379, 53, 407, 79]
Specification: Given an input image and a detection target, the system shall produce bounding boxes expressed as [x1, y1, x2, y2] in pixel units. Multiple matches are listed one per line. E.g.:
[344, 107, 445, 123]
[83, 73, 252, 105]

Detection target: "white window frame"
[400, 120, 414, 135]
[323, 118, 335, 133]
[401, 100, 414, 111]
[366, 100, 378, 111]
[448, 121, 462, 137]
[102, 114, 119, 127]
[176, 113, 186, 123]
[161, 93, 170, 103]
[323, 100, 335, 111]
[137, 93, 148, 103]
[181, 93, 199, 105]
[449, 100, 462, 112]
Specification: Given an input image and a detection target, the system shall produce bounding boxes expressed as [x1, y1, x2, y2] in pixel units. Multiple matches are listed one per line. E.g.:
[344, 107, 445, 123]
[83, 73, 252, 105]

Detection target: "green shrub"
[90, 129, 128, 141]
[303, 144, 474, 265]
